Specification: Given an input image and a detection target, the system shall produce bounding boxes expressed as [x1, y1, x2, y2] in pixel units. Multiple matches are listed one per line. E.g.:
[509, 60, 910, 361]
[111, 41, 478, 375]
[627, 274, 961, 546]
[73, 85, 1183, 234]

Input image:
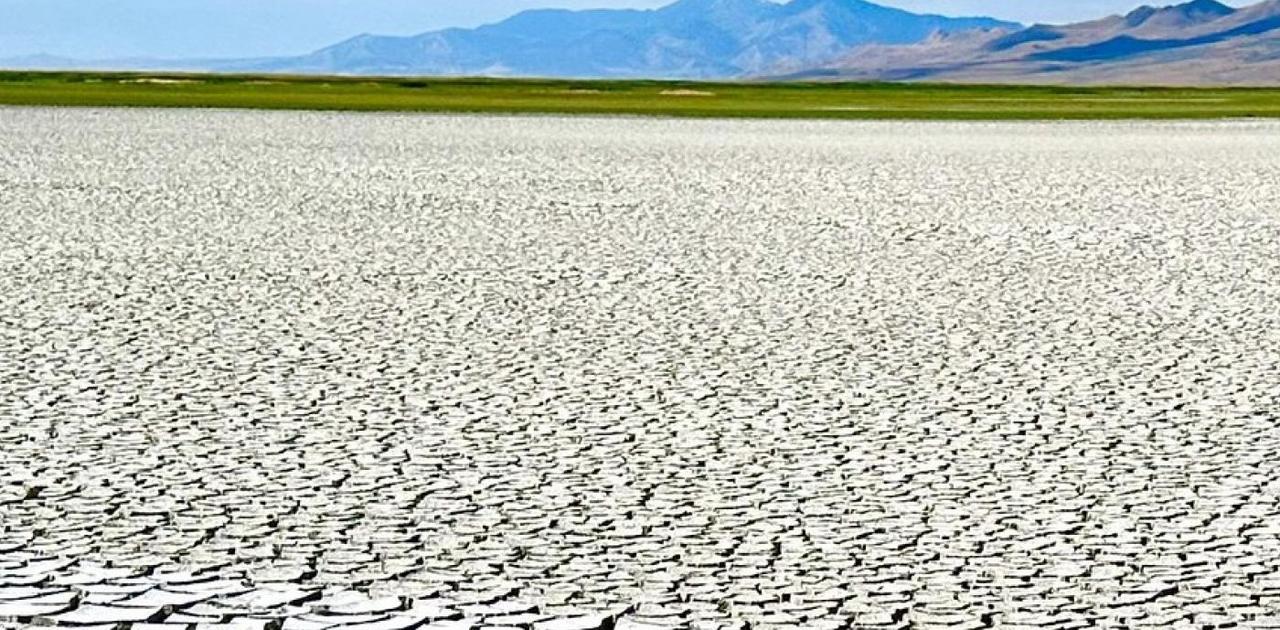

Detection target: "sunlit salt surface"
[3, 108, 1280, 629]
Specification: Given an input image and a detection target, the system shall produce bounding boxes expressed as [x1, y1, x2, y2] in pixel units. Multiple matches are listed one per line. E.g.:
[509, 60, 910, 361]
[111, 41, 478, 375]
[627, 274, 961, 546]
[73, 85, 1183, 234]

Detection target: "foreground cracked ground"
[3, 109, 1280, 629]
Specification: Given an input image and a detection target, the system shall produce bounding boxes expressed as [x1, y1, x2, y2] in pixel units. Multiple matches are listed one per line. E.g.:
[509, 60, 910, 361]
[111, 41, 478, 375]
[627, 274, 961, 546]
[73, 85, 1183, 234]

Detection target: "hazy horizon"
[0, 0, 1258, 60]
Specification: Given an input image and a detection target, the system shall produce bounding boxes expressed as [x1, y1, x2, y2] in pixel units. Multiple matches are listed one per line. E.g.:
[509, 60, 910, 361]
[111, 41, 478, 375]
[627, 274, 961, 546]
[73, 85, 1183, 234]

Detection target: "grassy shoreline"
[3, 71, 1280, 120]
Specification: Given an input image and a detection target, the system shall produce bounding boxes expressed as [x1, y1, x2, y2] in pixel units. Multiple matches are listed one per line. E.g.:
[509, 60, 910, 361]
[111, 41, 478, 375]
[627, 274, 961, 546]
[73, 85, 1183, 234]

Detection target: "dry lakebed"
[2, 107, 1280, 629]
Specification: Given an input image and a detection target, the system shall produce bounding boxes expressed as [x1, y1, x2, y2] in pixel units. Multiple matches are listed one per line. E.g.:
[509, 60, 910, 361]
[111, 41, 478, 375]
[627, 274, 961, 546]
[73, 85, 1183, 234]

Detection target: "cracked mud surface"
[3, 108, 1280, 629]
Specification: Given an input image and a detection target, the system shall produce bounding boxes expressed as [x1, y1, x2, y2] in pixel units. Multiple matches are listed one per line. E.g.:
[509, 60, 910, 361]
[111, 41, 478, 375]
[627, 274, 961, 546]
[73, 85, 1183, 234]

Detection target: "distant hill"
[788, 0, 1280, 85]
[228, 0, 1017, 78]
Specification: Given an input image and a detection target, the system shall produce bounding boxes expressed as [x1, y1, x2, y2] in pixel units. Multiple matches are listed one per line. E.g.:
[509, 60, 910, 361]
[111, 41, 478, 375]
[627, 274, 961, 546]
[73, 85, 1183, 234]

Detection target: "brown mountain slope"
[785, 0, 1280, 85]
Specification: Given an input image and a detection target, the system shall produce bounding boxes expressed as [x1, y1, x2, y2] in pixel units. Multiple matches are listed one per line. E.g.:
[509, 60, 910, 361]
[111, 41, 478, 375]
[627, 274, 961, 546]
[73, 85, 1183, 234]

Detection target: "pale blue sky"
[0, 0, 1256, 59]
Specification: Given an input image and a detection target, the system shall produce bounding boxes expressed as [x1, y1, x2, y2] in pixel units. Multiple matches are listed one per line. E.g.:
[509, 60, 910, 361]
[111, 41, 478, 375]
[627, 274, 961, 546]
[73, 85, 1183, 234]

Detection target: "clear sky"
[0, 0, 1257, 60]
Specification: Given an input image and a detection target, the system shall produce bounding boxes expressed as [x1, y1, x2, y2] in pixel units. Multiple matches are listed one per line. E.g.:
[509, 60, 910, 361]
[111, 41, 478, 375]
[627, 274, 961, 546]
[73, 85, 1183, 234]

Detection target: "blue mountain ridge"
[240, 0, 1019, 78]
[785, 0, 1280, 86]
[1035, 13, 1280, 62]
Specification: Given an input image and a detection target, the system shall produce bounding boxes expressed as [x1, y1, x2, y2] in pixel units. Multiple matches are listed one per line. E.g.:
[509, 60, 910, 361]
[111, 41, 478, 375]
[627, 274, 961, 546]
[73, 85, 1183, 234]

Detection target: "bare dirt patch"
[660, 89, 715, 97]
[120, 78, 202, 85]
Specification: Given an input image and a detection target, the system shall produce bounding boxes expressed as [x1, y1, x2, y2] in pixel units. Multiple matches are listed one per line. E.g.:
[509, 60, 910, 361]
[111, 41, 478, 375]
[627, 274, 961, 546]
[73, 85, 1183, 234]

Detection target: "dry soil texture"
[3, 109, 1280, 630]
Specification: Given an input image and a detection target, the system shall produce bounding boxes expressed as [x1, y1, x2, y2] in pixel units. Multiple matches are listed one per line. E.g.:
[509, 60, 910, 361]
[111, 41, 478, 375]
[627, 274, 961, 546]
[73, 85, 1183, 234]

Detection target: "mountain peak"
[785, 0, 873, 9]
[1172, 0, 1236, 19]
[1126, 0, 1235, 27]
[1125, 6, 1159, 25]
[667, 0, 772, 6]
[1183, 0, 1236, 11]
[659, 0, 775, 13]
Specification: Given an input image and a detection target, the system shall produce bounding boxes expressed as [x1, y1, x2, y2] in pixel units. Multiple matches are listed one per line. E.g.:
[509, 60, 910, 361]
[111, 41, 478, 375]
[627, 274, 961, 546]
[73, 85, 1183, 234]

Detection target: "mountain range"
[238, 0, 1016, 78]
[4, 0, 1280, 85]
[792, 0, 1280, 84]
